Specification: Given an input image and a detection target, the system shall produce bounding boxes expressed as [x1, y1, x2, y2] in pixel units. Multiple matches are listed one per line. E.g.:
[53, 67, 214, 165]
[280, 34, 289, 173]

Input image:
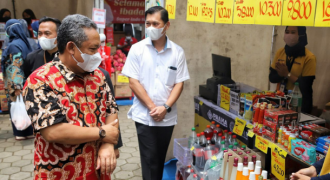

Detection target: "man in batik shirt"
[23, 14, 119, 180]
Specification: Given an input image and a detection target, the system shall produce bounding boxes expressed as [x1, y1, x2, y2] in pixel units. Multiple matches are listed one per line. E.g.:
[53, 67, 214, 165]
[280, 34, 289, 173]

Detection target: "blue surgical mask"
[5, 32, 9, 38]
[33, 30, 38, 37]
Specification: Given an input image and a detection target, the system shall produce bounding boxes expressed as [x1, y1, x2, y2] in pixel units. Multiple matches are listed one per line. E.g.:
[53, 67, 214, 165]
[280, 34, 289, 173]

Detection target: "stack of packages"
[176, 122, 268, 180]
[110, 50, 132, 98]
[316, 136, 330, 155]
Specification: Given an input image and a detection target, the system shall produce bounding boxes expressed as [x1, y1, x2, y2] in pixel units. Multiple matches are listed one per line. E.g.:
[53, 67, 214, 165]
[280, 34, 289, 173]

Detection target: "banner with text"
[255, 0, 283, 25]
[187, 0, 201, 21]
[166, 0, 177, 19]
[200, 0, 216, 23]
[106, 0, 145, 24]
[215, 0, 234, 24]
[233, 0, 255, 24]
[315, 0, 330, 27]
[282, 0, 316, 26]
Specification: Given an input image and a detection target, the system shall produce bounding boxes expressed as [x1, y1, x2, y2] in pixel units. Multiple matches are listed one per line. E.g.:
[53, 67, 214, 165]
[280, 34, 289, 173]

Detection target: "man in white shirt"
[122, 6, 190, 180]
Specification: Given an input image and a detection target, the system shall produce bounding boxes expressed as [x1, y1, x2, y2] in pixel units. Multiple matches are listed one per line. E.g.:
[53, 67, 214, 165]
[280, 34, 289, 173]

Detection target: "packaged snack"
[300, 125, 330, 144]
[316, 143, 329, 150]
[291, 139, 316, 165]
[316, 136, 330, 146]
[315, 146, 328, 155]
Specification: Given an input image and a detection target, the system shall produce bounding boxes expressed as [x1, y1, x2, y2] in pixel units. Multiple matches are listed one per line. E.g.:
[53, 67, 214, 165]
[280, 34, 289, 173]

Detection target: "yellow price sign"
[200, 0, 216, 23]
[233, 117, 246, 136]
[220, 85, 230, 111]
[282, 0, 317, 26]
[255, 135, 269, 154]
[166, 0, 177, 19]
[255, 0, 283, 25]
[233, 0, 256, 24]
[187, 0, 201, 21]
[215, 0, 234, 24]
[271, 143, 287, 180]
[246, 124, 254, 129]
[117, 75, 129, 83]
[247, 130, 255, 138]
[315, 0, 330, 27]
[199, 101, 204, 106]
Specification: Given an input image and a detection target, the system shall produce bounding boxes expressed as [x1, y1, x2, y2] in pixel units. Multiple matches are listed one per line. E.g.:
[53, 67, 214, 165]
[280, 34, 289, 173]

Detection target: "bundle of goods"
[316, 136, 330, 155]
[110, 50, 127, 72]
[299, 123, 330, 144]
[291, 139, 317, 165]
[177, 122, 268, 180]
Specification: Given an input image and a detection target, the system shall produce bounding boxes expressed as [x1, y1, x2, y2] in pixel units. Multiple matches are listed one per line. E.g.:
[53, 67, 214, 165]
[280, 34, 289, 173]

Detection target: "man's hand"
[115, 149, 120, 158]
[296, 166, 317, 177]
[101, 120, 119, 144]
[96, 143, 116, 175]
[290, 173, 312, 180]
[150, 106, 167, 122]
[14, 89, 21, 96]
[275, 62, 290, 77]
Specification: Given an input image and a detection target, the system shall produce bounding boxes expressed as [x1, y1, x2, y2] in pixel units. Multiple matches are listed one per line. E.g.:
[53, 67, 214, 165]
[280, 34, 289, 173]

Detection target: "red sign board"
[105, 0, 145, 24]
[106, 27, 114, 45]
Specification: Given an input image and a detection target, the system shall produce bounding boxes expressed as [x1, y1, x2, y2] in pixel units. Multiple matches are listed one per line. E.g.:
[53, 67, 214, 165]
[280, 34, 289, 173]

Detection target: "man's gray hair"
[57, 14, 97, 54]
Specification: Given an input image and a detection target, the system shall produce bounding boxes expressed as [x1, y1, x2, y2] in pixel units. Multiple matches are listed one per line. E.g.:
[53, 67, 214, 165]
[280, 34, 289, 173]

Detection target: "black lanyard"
[286, 56, 295, 72]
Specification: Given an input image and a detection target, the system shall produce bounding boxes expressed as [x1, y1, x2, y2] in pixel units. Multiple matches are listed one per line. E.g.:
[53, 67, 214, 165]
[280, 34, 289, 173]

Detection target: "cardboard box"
[115, 71, 129, 85]
[115, 85, 132, 97]
[111, 73, 115, 86]
[0, 95, 8, 111]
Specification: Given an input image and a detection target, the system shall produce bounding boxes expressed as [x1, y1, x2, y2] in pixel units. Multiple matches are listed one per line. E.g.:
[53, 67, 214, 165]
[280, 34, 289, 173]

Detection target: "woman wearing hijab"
[0, 8, 11, 23]
[269, 26, 316, 114]
[18, 19, 38, 51]
[22, 9, 36, 37]
[1, 19, 33, 140]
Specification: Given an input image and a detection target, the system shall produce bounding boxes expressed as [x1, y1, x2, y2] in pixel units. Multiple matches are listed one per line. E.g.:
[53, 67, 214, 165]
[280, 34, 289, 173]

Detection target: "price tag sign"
[315, 0, 330, 27]
[255, 0, 283, 25]
[166, 0, 177, 19]
[199, 101, 204, 106]
[255, 135, 269, 154]
[271, 143, 287, 180]
[233, 0, 255, 24]
[246, 124, 254, 129]
[233, 117, 246, 136]
[215, 0, 234, 24]
[200, 0, 216, 23]
[117, 75, 129, 83]
[282, 0, 317, 26]
[247, 130, 255, 137]
[187, 0, 201, 21]
[220, 85, 230, 111]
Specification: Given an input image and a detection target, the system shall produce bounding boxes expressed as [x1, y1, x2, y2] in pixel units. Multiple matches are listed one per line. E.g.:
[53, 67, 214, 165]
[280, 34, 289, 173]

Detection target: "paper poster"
[105, 0, 145, 24]
[187, 0, 201, 21]
[315, 0, 330, 27]
[255, 0, 283, 25]
[282, 0, 317, 26]
[200, 0, 216, 23]
[166, 0, 176, 19]
[146, 0, 164, 10]
[233, 117, 246, 136]
[215, 0, 234, 24]
[271, 143, 287, 180]
[255, 135, 269, 154]
[220, 85, 230, 111]
[93, 8, 106, 29]
[233, 0, 256, 24]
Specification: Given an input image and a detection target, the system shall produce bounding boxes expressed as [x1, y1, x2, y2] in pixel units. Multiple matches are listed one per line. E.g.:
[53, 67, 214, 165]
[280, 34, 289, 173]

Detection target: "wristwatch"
[164, 104, 172, 113]
[287, 73, 291, 79]
[98, 127, 106, 139]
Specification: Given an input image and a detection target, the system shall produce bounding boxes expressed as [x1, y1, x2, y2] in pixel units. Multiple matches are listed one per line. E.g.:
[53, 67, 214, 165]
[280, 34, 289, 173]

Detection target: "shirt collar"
[53, 57, 76, 82]
[146, 36, 171, 52]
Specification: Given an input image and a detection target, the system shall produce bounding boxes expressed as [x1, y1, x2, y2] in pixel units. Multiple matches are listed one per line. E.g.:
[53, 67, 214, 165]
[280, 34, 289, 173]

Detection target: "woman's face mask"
[284, 34, 299, 47]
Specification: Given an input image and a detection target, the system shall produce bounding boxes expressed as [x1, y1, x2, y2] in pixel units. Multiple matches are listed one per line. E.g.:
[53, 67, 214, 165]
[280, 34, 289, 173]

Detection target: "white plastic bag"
[10, 94, 31, 130]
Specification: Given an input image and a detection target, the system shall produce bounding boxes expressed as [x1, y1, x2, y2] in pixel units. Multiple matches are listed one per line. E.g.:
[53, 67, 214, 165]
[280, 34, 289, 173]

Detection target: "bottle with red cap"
[216, 133, 223, 146]
[220, 136, 226, 150]
[210, 121, 217, 130]
[223, 130, 229, 147]
[211, 130, 218, 145]
[193, 142, 205, 169]
[232, 135, 238, 145]
[228, 132, 233, 144]
[187, 172, 197, 180]
[204, 138, 215, 161]
[200, 132, 207, 147]
[204, 125, 214, 139]
[181, 165, 193, 180]
[215, 124, 222, 134]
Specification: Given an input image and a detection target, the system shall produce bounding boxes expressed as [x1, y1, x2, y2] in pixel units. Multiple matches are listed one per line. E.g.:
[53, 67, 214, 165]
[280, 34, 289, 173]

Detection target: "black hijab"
[22, 9, 36, 25]
[0, 9, 11, 23]
[284, 26, 308, 60]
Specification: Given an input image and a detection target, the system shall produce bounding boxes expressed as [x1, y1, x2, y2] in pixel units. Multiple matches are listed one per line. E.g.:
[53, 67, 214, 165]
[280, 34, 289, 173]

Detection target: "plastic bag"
[10, 94, 31, 130]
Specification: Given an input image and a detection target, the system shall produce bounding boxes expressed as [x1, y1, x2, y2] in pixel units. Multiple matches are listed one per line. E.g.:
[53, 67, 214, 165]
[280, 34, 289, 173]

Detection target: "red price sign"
[233, 0, 255, 24]
[255, 0, 283, 25]
[215, 0, 234, 24]
[200, 0, 215, 23]
[282, 0, 316, 26]
[315, 0, 330, 27]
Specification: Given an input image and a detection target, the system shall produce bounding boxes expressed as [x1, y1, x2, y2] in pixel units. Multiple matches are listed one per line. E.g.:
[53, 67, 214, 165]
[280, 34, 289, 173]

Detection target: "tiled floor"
[0, 105, 143, 180]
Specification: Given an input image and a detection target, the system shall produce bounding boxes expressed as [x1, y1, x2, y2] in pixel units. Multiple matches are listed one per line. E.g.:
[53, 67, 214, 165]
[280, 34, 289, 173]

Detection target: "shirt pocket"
[165, 67, 177, 86]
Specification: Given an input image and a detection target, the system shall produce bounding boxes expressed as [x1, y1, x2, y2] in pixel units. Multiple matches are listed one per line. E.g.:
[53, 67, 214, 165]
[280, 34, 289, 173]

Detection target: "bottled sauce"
[188, 128, 197, 149]
[204, 138, 215, 161]
[281, 129, 287, 146]
[291, 82, 302, 120]
[215, 124, 222, 134]
[211, 130, 218, 145]
[211, 121, 216, 130]
[200, 132, 207, 147]
[230, 158, 239, 180]
[238, 152, 243, 155]
[257, 105, 265, 135]
[204, 125, 214, 139]
[253, 103, 261, 129]
[236, 163, 244, 180]
[242, 167, 249, 180]
[246, 150, 251, 154]
[288, 132, 296, 151]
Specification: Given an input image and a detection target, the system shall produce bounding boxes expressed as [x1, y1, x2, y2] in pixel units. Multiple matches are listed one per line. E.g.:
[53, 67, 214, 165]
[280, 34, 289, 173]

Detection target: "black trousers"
[135, 122, 174, 180]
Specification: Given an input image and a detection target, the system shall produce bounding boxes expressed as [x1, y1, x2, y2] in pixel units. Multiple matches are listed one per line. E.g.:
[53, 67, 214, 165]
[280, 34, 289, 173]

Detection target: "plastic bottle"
[224, 153, 233, 180]
[249, 172, 256, 180]
[219, 151, 228, 178]
[284, 130, 290, 149]
[243, 156, 248, 167]
[188, 128, 197, 149]
[255, 160, 261, 170]
[204, 125, 214, 139]
[182, 165, 192, 180]
[187, 173, 198, 180]
[233, 142, 239, 150]
[228, 132, 233, 144]
[291, 82, 302, 120]
[248, 162, 254, 174]
[242, 167, 249, 180]
[192, 139, 205, 169]
[220, 136, 226, 150]
[200, 132, 207, 147]
[252, 155, 257, 168]
[288, 132, 296, 152]
[257, 105, 265, 135]
[253, 103, 261, 127]
[204, 138, 215, 161]
[230, 158, 239, 180]
[224, 130, 229, 147]
[281, 129, 286, 146]
[211, 121, 216, 130]
[278, 126, 283, 144]
[215, 124, 222, 134]
[236, 163, 243, 180]
[195, 133, 201, 146]
[242, 145, 247, 150]
[232, 135, 238, 145]
[211, 130, 218, 145]
[229, 145, 233, 150]
[254, 166, 261, 180]
[261, 170, 267, 180]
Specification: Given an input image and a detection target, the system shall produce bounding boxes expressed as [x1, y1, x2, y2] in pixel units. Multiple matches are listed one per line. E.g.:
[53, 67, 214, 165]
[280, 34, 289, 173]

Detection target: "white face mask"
[39, 37, 57, 50]
[72, 43, 102, 72]
[146, 24, 166, 41]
